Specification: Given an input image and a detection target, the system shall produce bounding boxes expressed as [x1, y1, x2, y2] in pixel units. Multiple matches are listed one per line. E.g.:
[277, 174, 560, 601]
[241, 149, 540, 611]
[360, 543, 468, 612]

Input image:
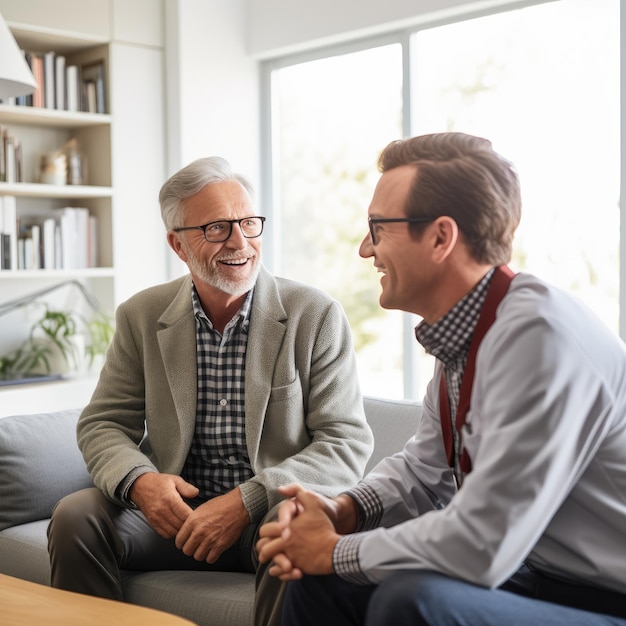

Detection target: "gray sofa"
[0, 396, 421, 626]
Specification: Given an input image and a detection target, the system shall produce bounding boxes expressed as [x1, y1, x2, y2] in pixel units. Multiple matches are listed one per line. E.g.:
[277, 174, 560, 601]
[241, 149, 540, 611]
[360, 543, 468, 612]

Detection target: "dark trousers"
[282, 565, 626, 626]
[47, 487, 285, 626]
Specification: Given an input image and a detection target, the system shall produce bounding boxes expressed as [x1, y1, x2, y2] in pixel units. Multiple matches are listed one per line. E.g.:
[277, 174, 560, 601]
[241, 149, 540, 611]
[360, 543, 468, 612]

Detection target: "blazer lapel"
[157, 275, 198, 446]
[245, 267, 287, 462]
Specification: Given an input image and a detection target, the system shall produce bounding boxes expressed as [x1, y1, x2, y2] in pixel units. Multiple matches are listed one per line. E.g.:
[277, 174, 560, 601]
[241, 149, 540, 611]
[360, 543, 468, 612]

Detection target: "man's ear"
[167, 231, 188, 262]
[431, 216, 459, 263]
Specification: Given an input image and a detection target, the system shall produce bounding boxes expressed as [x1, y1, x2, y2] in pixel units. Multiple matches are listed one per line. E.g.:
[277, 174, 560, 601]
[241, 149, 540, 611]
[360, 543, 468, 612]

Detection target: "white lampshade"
[0, 13, 37, 99]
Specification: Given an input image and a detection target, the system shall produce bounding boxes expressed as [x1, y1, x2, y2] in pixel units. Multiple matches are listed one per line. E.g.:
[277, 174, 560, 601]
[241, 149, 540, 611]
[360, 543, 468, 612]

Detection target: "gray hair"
[159, 156, 254, 230]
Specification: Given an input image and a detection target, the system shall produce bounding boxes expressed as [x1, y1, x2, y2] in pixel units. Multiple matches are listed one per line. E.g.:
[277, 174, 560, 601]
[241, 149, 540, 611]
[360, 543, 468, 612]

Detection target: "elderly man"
[48, 156, 373, 626]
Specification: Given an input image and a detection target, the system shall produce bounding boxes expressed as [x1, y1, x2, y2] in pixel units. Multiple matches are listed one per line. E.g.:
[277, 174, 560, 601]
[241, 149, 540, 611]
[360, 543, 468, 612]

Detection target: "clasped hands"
[130, 472, 250, 563]
[256, 483, 357, 581]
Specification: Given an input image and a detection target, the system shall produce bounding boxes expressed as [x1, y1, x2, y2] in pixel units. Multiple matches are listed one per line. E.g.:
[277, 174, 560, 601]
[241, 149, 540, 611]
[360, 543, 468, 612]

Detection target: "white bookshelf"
[0, 2, 167, 413]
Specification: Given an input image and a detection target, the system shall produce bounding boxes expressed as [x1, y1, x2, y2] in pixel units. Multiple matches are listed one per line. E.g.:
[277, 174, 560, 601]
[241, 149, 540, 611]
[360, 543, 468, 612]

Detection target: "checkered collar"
[191, 284, 254, 333]
[415, 268, 495, 370]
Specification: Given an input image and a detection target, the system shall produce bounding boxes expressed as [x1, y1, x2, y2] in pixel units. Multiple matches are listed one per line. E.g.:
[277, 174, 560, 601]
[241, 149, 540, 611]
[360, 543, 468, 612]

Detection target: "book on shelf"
[54, 221, 62, 269]
[43, 51, 56, 109]
[1, 126, 24, 183]
[66, 64, 80, 113]
[55, 55, 67, 111]
[2, 129, 15, 182]
[17, 223, 41, 270]
[16, 237, 25, 270]
[0, 49, 107, 114]
[42, 217, 56, 269]
[54, 206, 97, 270]
[13, 141, 23, 184]
[84, 80, 97, 114]
[88, 214, 98, 267]
[4, 133, 15, 182]
[30, 223, 40, 269]
[0, 196, 18, 270]
[30, 54, 45, 109]
[0, 233, 9, 270]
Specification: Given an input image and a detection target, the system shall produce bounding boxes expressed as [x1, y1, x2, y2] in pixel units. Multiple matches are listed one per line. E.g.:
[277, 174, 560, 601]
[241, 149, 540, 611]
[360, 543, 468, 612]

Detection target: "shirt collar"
[415, 268, 495, 370]
[191, 284, 254, 333]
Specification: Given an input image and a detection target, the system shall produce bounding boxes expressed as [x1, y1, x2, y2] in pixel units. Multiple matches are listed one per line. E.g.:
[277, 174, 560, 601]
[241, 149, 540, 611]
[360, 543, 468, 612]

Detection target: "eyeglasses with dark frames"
[172, 216, 266, 243]
[368, 216, 436, 245]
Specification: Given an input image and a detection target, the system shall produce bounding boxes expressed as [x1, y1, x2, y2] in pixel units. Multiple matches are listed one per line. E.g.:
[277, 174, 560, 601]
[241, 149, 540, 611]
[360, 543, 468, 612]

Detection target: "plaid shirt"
[180, 285, 254, 501]
[333, 269, 494, 583]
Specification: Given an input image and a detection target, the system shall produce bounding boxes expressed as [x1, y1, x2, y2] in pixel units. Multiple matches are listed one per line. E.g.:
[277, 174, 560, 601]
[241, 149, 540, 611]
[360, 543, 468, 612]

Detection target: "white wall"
[164, 0, 258, 182]
[0, 0, 110, 39]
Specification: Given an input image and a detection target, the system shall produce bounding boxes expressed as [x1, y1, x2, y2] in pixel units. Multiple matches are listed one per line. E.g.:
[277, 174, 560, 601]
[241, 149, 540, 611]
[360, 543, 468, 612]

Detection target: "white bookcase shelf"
[0, 103, 111, 127]
[0, 1, 166, 414]
[0, 26, 115, 405]
[0, 28, 113, 271]
[0, 181, 112, 198]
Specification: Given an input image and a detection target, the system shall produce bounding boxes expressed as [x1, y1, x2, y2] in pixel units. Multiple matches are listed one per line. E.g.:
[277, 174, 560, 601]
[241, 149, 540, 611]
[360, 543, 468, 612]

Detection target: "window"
[263, 0, 620, 400]
[412, 0, 620, 333]
[265, 42, 407, 399]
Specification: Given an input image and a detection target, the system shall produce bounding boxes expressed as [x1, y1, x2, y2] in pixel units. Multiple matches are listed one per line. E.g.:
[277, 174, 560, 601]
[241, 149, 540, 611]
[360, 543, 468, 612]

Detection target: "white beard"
[185, 249, 260, 296]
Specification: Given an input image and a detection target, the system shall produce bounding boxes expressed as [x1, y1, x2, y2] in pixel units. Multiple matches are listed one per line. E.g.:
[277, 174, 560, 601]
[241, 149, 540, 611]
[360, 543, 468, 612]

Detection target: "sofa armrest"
[0, 409, 93, 531]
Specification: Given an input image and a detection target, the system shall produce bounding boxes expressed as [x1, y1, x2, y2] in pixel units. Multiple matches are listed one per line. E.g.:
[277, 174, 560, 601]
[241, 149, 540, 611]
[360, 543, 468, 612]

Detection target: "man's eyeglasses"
[368, 216, 436, 245]
[173, 216, 266, 243]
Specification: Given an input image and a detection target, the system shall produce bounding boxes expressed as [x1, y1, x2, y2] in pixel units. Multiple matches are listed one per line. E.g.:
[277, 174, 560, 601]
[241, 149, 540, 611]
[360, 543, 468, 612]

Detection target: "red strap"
[439, 265, 516, 474]
[439, 374, 454, 468]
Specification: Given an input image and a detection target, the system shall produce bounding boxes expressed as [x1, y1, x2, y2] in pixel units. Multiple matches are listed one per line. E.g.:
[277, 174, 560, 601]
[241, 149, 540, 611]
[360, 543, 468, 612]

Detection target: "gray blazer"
[78, 266, 373, 521]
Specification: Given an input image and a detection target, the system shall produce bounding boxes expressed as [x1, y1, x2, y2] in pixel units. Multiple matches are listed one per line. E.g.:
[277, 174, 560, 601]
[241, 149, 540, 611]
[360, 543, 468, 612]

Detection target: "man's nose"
[359, 232, 373, 258]
[225, 223, 248, 247]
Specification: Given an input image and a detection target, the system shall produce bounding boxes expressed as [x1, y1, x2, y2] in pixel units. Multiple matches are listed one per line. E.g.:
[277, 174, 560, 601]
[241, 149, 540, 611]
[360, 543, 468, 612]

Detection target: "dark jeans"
[282, 565, 626, 626]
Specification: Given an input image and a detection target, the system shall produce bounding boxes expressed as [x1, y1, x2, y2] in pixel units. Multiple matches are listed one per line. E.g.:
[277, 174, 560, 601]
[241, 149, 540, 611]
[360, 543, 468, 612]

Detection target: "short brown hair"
[378, 132, 521, 265]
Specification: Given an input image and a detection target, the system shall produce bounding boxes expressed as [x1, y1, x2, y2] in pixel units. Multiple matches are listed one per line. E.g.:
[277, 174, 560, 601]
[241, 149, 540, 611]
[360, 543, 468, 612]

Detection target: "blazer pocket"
[263, 377, 308, 455]
[269, 377, 302, 403]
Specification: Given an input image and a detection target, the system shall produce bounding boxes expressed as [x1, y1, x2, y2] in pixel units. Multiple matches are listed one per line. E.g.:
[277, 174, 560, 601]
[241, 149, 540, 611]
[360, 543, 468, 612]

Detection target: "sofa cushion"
[363, 396, 420, 473]
[0, 519, 52, 585]
[122, 570, 254, 626]
[0, 409, 93, 531]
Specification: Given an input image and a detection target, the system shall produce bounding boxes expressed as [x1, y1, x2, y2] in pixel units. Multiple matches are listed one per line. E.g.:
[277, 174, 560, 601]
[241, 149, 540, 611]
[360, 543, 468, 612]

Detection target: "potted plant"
[0, 281, 114, 381]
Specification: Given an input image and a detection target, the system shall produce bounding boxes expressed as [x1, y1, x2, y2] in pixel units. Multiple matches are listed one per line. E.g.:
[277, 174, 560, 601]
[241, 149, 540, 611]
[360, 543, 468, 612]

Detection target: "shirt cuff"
[117, 465, 156, 506]
[344, 483, 383, 531]
[333, 534, 371, 585]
